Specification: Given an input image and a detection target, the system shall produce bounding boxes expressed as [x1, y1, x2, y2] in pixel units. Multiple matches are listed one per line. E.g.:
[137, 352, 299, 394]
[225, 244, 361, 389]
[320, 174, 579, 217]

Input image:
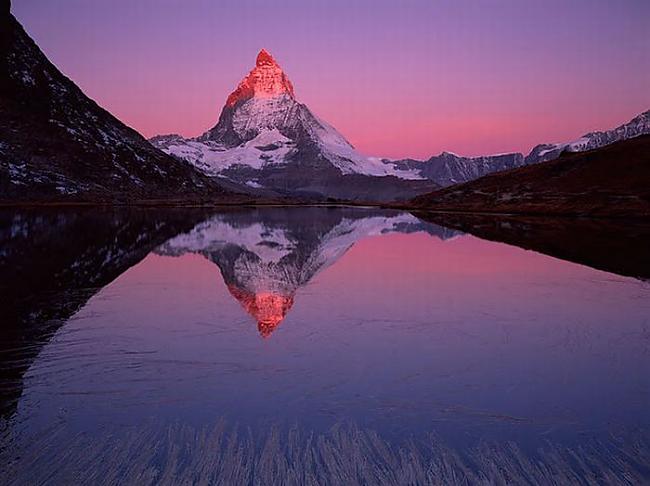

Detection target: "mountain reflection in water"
[1, 207, 649, 485]
[156, 209, 459, 336]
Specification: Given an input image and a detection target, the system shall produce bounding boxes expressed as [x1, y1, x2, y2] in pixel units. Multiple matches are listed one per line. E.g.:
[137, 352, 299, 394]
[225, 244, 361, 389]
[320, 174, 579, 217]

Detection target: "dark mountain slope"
[411, 135, 650, 218]
[0, 2, 236, 203]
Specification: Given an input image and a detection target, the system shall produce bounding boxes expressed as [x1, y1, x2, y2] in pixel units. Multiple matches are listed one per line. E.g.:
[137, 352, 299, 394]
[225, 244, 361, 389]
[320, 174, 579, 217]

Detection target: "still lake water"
[1, 207, 649, 484]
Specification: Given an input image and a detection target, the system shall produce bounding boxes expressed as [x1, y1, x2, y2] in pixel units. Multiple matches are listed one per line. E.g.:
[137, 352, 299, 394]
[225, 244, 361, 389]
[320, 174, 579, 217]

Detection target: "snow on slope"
[526, 110, 650, 164]
[303, 113, 423, 179]
[157, 129, 295, 175]
[153, 110, 422, 180]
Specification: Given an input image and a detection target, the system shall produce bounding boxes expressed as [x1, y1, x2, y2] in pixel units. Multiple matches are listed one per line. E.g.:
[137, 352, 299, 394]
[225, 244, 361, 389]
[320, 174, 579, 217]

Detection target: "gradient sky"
[13, 0, 650, 158]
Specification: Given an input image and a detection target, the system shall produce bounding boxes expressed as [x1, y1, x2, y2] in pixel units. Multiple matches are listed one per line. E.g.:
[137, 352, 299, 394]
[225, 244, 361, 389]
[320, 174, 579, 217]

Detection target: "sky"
[13, 0, 650, 159]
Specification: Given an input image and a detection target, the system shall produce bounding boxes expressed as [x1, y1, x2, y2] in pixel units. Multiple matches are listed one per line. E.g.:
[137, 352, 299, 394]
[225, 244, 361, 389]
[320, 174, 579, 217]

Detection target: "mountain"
[157, 208, 460, 336]
[524, 110, 650, 165]
[151, 47, 649, 196]
[390, 152, 526, 187]
[0, 2, 236, 203]
[411, 134, 650, 218]
[393, 109, 650, 188]
[151, 50, 436, 202]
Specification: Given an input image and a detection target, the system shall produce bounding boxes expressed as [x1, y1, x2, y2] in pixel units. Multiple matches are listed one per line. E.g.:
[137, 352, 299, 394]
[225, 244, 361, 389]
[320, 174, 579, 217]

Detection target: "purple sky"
[13, 0, 650, 158]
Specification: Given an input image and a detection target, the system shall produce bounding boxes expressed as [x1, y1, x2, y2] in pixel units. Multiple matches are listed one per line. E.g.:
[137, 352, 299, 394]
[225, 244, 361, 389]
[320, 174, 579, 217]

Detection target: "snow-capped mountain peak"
[151, 50, 432, 200]
[225, 49, 295, 107]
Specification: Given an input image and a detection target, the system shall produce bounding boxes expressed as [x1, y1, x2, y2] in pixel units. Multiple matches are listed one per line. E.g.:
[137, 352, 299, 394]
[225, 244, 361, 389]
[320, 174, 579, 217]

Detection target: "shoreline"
[1, 200, 648, 221]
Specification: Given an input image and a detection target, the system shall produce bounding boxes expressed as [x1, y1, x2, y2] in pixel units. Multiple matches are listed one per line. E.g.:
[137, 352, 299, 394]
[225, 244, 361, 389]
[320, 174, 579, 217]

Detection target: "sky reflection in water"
[1, 208, 649, 484]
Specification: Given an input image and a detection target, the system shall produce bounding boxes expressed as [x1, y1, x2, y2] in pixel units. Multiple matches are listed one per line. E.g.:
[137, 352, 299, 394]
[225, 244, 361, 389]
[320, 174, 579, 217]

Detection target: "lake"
[1, 207, 649, 485]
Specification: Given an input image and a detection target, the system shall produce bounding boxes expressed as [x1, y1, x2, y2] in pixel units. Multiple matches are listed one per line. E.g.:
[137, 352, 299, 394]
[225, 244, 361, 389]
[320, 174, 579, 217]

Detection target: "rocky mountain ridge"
[412, 134, 650, 218]
[0, 3, 236, 203]
[390, 109, 650, 187]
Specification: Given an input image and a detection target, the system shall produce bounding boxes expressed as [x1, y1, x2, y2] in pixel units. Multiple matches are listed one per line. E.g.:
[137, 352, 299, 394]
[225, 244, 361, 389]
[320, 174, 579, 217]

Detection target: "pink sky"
[13, 0, 650, 159]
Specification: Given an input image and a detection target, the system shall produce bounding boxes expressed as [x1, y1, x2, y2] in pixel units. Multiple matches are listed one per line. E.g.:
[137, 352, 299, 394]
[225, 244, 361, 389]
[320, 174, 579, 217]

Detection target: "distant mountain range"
[524, 110, 650, 165]
[412, 134, 650, 218]
[152, 49, 649, 200]
[0, 2, 237, 203]
[393, 110, 650, 187]
[387, 152, 525, 188]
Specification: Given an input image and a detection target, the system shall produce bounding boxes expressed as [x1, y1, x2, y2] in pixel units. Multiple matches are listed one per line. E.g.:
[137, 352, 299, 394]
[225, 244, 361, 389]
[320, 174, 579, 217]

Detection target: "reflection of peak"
[227, 285, 294, 337]
[156, 209, 463, 337]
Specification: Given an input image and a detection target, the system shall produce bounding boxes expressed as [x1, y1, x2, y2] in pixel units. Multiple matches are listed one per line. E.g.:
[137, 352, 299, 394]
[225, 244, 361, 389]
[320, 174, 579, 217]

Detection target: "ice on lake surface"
[1, 207, 649, 485]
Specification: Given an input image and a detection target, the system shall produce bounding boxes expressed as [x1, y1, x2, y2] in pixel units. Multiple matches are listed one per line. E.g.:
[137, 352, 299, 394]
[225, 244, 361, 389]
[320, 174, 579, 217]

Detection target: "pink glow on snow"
[225, 49, 295, 107]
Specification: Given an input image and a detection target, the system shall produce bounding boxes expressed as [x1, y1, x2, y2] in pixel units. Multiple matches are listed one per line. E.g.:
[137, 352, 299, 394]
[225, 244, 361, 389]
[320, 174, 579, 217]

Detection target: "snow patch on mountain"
[153, 128, 422, 180]
[156, 129, 294, 176]
[526, 110, 650, 165]
[306, 114, 422, 179]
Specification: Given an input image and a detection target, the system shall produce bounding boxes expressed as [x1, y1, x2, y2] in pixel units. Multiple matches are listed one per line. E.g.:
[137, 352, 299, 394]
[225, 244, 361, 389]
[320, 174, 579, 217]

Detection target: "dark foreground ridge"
[0, 4, 239, 204]
[411, 135, 650, 218]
